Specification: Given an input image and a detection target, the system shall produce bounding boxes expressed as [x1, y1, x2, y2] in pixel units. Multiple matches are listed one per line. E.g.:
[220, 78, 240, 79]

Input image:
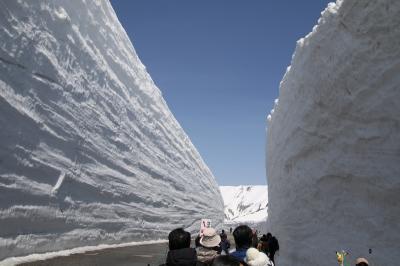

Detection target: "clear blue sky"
[110, 1, 331, 186]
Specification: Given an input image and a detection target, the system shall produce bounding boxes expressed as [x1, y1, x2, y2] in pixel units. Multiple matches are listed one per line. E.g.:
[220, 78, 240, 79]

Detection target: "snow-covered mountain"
[0, 0, 223, 260]
[267, 0, 400, 265]
[220, 186, 268, 224]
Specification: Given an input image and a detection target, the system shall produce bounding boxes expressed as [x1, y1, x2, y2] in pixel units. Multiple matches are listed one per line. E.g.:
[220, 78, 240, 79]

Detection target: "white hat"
[356, 258, 369, 265]
[246, 247, 274, 266]
[199, 228, 221, 248]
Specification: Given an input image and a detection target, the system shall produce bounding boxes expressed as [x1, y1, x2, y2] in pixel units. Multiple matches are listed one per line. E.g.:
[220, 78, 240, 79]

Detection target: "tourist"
[160, 228, 205, 266]
[355, 257, 369, 266]
[265, 233, 272, 242]
[267, 236, 279, 263]
[197, 227, 222, 264]
[211, 255, 242, 266]
[257, 234, 269, 254]
[251, 230, 258, 248]
[219, 232, 231, 255]
[220, 229, 227, 240]
[245, 247, 274, 266]
[230, 225, 253, 261]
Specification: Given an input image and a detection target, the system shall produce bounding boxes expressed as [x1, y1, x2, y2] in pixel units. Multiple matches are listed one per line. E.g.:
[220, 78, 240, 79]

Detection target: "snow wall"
[0, 0, 223, 260]
[266, 0, 400, 265]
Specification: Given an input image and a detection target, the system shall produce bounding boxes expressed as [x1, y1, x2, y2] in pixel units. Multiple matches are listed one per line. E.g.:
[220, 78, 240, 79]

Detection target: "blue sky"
[110, 1, 332, 186]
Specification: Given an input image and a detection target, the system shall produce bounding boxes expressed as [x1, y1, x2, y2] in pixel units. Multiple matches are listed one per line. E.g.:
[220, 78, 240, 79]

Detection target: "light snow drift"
[220, 186, 268, 225]
[0, 0, 223, 260]
[266, 0, 400, 265]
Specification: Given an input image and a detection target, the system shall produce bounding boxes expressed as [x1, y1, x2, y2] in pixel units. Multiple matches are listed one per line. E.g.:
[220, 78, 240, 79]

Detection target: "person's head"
[168, 228, 191, 250]
[355, 258, 369, 266]
[211, 255, 241, 266]
[222, 229, 225, 234]
[266, 233, 272, 239]
[260, 234, 268, 242]
[200, 227, 221, 248]
[233, 225, 253, 249]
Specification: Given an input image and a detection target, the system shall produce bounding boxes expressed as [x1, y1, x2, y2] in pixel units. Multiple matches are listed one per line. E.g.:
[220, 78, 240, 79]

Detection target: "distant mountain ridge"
[220, 185, 268, 224]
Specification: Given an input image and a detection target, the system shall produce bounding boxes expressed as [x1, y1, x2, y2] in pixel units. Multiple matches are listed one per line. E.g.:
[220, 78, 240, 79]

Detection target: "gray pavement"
[19, 242, 169, 266]
[18, 234, 236, 266]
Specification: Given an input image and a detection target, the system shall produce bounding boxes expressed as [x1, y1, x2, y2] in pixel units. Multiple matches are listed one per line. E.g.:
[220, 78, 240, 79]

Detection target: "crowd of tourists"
[160, 225, 278, 266]
[160, 225, 371, 266]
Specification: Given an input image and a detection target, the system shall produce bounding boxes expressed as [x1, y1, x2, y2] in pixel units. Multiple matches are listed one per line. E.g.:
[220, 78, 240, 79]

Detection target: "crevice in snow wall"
[0, 0, 223, 260]
[266, 0, 400, 265]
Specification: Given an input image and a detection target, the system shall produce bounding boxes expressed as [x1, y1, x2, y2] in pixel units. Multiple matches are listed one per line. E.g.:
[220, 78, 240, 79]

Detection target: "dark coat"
[160, 248, 206, 266]
[267, 237, 279, 263]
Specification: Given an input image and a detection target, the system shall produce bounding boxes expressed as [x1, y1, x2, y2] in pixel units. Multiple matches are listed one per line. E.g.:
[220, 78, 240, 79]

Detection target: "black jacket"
[160, 248, 206, 266]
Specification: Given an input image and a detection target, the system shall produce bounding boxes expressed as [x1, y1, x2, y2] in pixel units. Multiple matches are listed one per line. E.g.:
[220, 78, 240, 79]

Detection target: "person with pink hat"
[196, 227, 222, 264]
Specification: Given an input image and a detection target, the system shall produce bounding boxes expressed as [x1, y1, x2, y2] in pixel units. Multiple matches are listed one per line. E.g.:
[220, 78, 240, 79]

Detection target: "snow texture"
[220, 186, 268, 231]
[266, 0, 400, 265]
[0, 0, 223, 260]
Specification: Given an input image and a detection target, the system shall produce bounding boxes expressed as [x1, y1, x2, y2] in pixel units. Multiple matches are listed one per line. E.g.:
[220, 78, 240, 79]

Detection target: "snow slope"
[266, 0, 400, 265]
[220, 186, 268, 225]
[0, 0, 223, 260]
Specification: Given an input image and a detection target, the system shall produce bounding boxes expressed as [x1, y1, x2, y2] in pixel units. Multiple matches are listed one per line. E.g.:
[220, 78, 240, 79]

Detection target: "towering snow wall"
[0, 0, 223, 260]
[266, 0, 400, 265]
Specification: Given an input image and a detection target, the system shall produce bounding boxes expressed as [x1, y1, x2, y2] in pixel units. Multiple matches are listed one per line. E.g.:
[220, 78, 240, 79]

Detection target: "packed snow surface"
[0, 0, 223, 260]
[266, 0, 400, 265]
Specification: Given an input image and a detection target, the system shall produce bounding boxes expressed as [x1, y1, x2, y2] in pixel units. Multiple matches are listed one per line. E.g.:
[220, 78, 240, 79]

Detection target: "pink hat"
[200, 228, 221, 248]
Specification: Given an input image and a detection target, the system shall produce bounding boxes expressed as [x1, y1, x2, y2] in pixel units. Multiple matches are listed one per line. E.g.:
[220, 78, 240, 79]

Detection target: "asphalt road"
[19, 242, 169, 266]
[18, 234, 236, 266]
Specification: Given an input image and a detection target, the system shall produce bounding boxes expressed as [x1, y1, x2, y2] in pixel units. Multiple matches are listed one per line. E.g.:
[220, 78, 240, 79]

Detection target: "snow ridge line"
[0, 56, 61, 86]
[51, 171, 66, 195]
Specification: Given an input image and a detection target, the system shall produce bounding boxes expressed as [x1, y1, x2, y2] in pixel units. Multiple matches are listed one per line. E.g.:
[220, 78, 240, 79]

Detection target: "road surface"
[18, 234, 236, 266]
[19, 242, 169, 266]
